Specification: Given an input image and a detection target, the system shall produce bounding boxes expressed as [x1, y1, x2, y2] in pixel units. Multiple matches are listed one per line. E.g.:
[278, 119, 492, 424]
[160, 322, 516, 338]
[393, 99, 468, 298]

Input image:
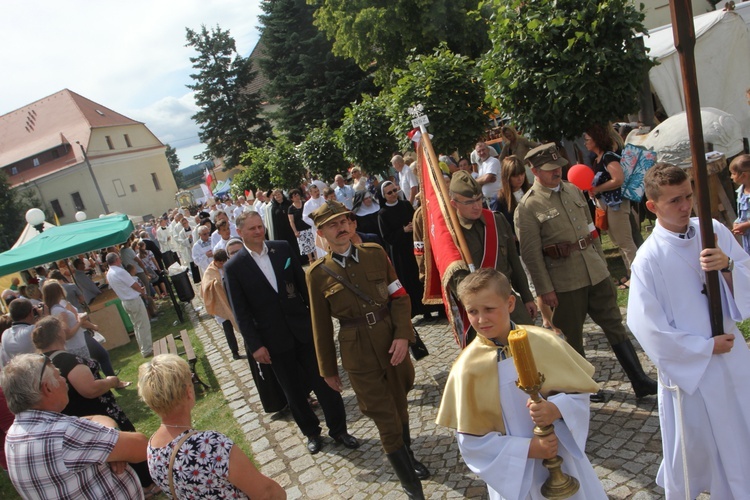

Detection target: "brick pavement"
[186, 294, 676, 499]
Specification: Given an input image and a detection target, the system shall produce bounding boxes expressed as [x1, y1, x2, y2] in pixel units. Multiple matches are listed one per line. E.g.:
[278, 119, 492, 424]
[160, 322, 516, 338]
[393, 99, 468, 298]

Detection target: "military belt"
[338, 306, 390, 328]
[543, 234, 594, 259]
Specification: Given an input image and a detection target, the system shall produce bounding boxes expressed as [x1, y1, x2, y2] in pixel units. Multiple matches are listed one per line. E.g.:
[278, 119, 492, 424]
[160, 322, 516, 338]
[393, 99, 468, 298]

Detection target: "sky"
[1, 0, 264, 169]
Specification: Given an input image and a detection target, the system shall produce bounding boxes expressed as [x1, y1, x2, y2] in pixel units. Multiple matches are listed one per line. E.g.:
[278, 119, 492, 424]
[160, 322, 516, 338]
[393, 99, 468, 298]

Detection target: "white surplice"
[457, 357, 606, 500]
[627, 218, 750, 499]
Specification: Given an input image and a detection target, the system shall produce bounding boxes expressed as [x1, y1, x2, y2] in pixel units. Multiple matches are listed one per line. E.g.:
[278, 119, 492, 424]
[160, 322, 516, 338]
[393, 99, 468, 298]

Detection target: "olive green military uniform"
[514, 178, 627, 355]
[306, 243, 416, 453]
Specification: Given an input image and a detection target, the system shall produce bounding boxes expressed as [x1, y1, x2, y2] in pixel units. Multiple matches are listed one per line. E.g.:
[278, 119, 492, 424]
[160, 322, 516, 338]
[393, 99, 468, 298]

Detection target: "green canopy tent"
[0, 214, 134, 276]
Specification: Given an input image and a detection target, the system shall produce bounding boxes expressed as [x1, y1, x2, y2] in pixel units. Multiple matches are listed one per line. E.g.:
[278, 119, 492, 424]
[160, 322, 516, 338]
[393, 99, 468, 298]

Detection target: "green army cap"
[310, 200, 351, 227]
[449, 170, 481, 198]
[525, 143, 569, 171]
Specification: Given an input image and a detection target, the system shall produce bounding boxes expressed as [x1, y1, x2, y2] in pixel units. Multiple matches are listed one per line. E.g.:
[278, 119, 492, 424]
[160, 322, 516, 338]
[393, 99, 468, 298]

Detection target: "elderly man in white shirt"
[475, 141, 502, 206]
[106, 252, 152, 357]
[391, 155, 419, 207]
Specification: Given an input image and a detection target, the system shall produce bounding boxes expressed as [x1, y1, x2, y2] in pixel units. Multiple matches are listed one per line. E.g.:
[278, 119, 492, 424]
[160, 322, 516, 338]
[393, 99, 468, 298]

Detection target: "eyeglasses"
[384, 190, 398, 196]
[38, 354, 52, 390]
[453, 196, 483, 206]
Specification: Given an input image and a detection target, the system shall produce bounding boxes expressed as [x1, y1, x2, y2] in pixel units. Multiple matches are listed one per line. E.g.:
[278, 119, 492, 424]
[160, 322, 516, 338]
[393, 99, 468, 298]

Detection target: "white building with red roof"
[0, 89, 178, 223]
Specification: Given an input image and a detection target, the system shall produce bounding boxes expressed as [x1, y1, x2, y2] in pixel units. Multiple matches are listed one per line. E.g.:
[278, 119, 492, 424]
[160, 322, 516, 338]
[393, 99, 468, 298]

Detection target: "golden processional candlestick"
[508, 327, 580, 499]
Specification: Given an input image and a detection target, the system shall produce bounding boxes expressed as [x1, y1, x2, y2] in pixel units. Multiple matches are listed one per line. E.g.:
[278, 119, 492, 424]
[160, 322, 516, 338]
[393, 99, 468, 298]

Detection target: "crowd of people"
[1, 126, 750, 498]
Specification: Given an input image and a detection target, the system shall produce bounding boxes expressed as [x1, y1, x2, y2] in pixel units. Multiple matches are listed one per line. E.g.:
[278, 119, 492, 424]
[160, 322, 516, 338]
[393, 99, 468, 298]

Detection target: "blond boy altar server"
[437, 268, 606, 499]
[627, 163, 750, 499]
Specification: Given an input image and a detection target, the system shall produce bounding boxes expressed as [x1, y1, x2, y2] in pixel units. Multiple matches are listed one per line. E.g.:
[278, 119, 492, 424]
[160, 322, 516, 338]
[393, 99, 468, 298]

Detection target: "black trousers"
[221, 320, 239, 354]
[270, 341, 348, 438]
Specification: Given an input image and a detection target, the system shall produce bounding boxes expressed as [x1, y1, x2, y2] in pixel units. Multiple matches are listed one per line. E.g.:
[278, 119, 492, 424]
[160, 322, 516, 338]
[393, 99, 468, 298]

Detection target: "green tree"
[236, 147, 273, 195]
[266, 136, 306, 191]
[337, 94, 398, 177]
[258, 0, 376, 143]
[480, 0, 654, 140]
[164, 144, 186, 189]
[298, 124, 348, 183]
[186, 24, 271, 169]
[310, 0, 490, 85]
[0, 172, 41, 252]
[388, 44, 489, 156]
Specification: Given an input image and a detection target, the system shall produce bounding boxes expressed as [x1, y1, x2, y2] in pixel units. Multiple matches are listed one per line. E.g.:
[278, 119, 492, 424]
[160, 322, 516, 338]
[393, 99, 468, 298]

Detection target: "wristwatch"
[721, 257, 734, 273]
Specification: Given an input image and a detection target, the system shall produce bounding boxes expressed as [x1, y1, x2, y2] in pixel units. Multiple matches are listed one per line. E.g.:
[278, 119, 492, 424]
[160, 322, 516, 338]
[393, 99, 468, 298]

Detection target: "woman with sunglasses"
[378, 181, 432, 319]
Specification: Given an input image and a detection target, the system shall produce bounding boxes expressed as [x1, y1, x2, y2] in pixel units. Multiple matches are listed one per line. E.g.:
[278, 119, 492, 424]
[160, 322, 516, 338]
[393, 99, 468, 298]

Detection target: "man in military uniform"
[306, 200, 428, 500]
[514, 143, 656, 400]
[448, 171, 537, 338]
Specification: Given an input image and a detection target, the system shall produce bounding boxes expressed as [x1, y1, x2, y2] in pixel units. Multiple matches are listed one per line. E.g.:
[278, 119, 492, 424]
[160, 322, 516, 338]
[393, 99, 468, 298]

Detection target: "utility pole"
[76, 141, 110, 215]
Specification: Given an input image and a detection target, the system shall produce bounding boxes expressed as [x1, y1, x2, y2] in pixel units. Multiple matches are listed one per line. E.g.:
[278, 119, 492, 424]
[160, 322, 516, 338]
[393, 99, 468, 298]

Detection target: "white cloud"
[0, 0, 264, 170]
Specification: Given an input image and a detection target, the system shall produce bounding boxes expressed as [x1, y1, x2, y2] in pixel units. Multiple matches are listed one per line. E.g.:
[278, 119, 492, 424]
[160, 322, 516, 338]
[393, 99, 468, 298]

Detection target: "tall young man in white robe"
[627, 163, 750, 499]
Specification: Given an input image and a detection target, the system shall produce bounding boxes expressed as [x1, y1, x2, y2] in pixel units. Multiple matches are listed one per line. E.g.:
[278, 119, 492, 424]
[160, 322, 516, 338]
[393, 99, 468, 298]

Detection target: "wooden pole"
[669, 0, 723, 336]
[419, 127, 476, 272]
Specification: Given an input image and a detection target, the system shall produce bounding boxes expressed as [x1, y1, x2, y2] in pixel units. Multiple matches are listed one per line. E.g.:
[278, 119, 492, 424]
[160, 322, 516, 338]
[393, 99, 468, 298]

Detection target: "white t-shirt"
[478, 156, 502, 198]
[398, 166, 419, 206]
[106, 265, 141, 301]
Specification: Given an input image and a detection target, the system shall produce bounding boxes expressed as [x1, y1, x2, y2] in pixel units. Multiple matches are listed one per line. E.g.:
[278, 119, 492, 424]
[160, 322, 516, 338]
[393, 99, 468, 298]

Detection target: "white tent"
[11, 221, 57, 249]
[644, 4, 750, 141]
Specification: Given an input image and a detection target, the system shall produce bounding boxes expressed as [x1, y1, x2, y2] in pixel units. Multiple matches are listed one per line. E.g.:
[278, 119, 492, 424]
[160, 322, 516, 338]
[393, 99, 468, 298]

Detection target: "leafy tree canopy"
[236, 136, 306, 194]
[298, 124, 348, 183]
[309, 0, 490, 85]
[388, 44, 489, 157]
[480, 0, 654, 140]
[337, 94, 398, 177]
[186, 24, 271, 169]
[259, 0, 376, 143]
[236, 146, 273, 196]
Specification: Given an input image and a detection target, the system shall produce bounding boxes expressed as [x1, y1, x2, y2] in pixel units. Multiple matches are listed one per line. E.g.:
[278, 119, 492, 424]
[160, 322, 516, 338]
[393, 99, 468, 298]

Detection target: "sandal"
[614, 276, 629, 286]
[618, 281, 630, 290]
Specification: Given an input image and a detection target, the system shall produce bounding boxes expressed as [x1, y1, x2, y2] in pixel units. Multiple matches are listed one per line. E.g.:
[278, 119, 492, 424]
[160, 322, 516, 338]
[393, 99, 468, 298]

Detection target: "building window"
[124, 134, 132, 147]
[130, 184, 137, 192]
[151, 173, 162, 191]
[51, 200, 64, 218]
[11, 167, 18, 175]
[113, 179, 125, 197]
[71, 192, 85, 211]
[32, 158, 40, 167]
[105, 136, 114, 150]
[51, 149, 60, 159]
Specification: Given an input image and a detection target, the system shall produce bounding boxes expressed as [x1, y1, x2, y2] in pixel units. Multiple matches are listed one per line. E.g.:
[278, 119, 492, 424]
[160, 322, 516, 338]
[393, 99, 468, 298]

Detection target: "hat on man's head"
[449, 170, 481, 198]
[310, 200, 351, 227]
[525, 143, 568, 171]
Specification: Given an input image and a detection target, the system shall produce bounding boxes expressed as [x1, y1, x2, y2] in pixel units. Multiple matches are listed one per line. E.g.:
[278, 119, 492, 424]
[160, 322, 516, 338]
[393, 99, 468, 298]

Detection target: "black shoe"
[590, 390, 606, 403]
[307, 435, 323, 454]
[333, 432, 360, 449]
[232, 352, 247, 360]
[270, 405, 291, 421]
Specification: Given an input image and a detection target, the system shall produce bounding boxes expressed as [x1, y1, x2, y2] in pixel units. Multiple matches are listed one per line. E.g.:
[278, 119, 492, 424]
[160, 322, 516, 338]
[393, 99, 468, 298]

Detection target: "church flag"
[204, 168, 214, 197]
[417, 134, 471, 347]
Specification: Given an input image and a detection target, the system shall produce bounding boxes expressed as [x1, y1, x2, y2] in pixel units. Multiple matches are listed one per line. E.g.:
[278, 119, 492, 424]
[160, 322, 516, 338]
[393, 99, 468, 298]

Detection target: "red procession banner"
[416, 133, 472, 346]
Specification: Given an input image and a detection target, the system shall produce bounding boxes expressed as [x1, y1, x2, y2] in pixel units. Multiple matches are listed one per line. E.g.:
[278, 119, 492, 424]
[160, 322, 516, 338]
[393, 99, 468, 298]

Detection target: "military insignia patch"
[376, 281, 388, 299]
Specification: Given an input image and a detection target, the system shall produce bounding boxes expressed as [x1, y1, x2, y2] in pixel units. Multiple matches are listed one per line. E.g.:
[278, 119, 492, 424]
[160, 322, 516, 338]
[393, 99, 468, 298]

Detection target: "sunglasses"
[38, 354, 52, 390]
[384, 189, 398, 196]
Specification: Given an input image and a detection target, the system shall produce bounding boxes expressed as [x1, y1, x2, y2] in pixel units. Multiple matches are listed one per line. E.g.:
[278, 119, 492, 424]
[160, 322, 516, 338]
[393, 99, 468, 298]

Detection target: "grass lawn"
[0, 300, 253, 499]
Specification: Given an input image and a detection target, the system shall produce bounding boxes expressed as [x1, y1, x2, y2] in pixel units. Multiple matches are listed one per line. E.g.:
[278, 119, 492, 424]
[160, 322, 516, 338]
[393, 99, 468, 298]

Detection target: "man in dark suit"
[224, 211, 358, 454]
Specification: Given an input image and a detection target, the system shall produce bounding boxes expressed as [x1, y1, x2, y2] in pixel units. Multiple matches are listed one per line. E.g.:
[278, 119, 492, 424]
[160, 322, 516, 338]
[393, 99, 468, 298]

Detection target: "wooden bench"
[152, 330, 209, 390]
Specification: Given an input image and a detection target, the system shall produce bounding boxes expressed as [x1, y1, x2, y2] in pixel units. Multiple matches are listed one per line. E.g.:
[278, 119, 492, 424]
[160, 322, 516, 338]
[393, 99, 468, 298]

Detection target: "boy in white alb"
[437, 268, 605, 499]
[627, 163, 750, 499]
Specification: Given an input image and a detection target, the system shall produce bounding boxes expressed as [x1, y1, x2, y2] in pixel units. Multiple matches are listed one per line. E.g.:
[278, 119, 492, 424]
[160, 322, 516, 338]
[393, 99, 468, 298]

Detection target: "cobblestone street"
[187, 290, 681, 499]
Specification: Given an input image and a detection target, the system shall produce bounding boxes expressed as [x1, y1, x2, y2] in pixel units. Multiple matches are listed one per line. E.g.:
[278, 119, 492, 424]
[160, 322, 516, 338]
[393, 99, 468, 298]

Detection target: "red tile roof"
[0, 89, 142, 177]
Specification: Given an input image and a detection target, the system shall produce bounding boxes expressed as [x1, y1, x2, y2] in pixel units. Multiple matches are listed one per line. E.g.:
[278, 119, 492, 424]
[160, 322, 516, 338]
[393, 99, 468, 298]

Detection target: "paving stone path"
[186, 293, 680, 499]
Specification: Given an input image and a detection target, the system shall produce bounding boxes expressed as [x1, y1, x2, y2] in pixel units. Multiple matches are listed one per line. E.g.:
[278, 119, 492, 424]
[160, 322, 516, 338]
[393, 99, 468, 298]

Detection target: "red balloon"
[567, 164, 595, 191]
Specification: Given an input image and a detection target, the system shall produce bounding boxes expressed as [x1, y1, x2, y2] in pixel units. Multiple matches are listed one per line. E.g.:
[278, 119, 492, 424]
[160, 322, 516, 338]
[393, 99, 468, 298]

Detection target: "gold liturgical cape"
[436, 325, 599, 436]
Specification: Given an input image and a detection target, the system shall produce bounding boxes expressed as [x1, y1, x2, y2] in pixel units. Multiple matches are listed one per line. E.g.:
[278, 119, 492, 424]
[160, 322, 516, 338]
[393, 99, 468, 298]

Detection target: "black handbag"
[320, 265, 429, 360]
